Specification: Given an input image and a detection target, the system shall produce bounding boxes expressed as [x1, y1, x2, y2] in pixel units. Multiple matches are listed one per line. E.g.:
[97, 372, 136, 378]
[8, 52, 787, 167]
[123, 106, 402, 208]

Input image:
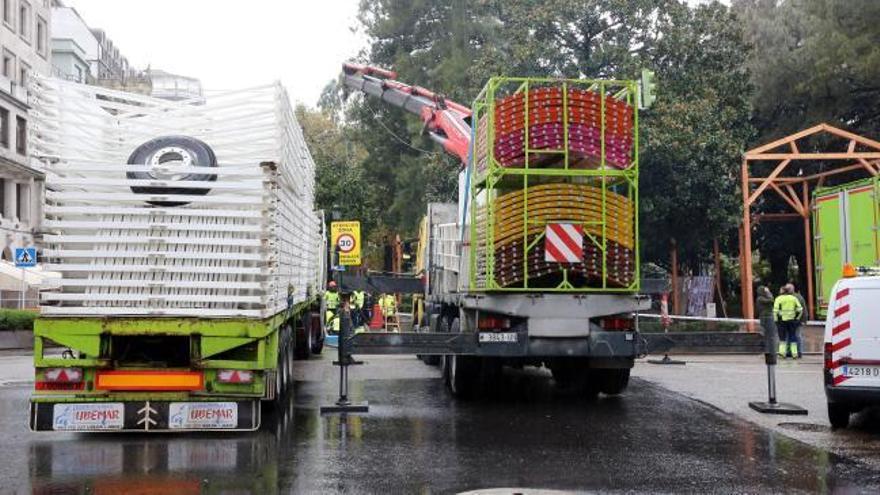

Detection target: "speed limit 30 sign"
[330, 221, 361, 266]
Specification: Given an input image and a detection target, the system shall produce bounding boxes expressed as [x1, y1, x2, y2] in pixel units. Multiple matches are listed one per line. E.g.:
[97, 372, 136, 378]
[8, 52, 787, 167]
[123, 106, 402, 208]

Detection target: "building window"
[2, 0, 11, 26]
[36, 16, 47, 55]
[0, 107, 8, 148]
[2, 51, 14, 81]
[16, 183, 25, 221]
[19, 62, 29, 87]
[19, 1, 30, 40]
[15, 116, 25, 155]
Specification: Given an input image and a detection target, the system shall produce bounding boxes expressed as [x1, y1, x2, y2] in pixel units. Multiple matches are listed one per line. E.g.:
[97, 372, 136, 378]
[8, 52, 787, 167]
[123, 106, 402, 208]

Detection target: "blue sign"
[14, 247, 36, 268]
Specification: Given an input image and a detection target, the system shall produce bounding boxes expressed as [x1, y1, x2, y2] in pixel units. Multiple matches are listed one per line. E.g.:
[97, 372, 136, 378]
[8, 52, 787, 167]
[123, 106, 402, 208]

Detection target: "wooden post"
[713, 238, 727, 317]
[802, 182, 815, 320]
[670, 239, 680, 315]
[740, 159, 755, 328]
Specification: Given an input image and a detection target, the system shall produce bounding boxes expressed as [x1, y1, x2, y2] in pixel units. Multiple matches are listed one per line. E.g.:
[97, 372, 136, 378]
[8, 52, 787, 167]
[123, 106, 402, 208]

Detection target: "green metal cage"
[467, 76, 640, 293]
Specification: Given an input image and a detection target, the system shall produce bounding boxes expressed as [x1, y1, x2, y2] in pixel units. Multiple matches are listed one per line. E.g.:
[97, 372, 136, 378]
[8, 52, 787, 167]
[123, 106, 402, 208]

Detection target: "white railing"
[432, 222, 460, 273]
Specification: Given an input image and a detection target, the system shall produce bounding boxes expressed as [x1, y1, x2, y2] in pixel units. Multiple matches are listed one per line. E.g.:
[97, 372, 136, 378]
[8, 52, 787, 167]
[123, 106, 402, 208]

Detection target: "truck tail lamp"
[217, 370, 254, 384]
[36, 368, 85, 391]
[601, 317, 634, 331]
[478, 315, 511, 331]
[824, 342, 833, 370]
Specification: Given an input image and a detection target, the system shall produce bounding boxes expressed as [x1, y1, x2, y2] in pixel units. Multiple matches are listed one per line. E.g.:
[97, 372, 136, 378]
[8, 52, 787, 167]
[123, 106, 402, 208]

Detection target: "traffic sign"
[14, 247, 36, 268]
[330, 221, 361, 266]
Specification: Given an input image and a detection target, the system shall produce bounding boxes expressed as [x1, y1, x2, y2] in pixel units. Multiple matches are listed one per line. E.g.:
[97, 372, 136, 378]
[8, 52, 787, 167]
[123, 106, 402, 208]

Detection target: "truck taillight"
[36, 367, 85, 391]
[43, 368, 83, 382]
[601, 317, 634, 331]
[217, 370, 253, 384]
[824, 342, 833, 370]
[478, 316, 511, 330]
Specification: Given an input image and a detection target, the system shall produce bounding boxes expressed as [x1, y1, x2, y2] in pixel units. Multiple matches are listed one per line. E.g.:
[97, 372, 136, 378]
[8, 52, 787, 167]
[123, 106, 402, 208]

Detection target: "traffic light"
[640, 69, 657, 109]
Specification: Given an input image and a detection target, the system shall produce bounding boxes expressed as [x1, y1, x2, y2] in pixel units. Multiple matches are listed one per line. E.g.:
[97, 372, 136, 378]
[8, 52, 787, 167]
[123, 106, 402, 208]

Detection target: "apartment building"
[0, 0, 50, 268]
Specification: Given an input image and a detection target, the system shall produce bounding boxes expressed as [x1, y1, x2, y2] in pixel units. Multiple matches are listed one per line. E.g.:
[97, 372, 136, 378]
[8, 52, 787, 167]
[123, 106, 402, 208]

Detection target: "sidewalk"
[0, 354, 33, 385]
[633, 355, 880, 469]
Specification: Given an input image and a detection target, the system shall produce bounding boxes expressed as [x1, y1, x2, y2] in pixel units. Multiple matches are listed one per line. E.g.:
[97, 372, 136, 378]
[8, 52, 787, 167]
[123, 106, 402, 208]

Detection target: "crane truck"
[342, 63, 654, 397]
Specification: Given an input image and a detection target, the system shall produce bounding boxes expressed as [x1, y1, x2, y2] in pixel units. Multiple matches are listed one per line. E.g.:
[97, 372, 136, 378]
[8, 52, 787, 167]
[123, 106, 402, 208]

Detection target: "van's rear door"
[834, 281, 880, 387]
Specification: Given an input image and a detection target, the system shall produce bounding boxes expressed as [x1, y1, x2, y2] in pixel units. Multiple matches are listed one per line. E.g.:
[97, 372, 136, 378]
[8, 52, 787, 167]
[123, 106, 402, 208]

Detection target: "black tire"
[293, 320, 311, 360]
[127, 135, 218, 206]
[550, 359, 598, 397]
[423, 315, 444, 366]
[550, 358, 583, 388]
[310, 330, 324, 355]
[596, 368, 630, 395]
[447, 318, 480, 399]
[828, 402, 851, 429]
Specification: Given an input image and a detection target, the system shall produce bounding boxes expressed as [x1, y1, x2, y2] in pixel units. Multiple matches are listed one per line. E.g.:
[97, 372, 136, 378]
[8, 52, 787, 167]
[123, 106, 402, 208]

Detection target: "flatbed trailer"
[28, 77, 327, 431]
[30, 301, 322, 432]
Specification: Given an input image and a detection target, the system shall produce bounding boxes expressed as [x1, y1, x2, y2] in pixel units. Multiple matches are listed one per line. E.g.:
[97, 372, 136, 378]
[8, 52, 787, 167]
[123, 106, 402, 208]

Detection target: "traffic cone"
[368, 303, 384, 330]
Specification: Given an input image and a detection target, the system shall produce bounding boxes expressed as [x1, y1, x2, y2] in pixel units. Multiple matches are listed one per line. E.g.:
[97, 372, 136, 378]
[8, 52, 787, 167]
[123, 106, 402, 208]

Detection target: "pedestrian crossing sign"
[15, 247, 37, 268]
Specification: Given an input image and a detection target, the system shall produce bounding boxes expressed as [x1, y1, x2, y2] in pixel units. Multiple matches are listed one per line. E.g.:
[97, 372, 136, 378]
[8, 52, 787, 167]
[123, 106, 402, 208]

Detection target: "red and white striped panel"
[544, 223, 584, 263]
[829, 288, 852, 386]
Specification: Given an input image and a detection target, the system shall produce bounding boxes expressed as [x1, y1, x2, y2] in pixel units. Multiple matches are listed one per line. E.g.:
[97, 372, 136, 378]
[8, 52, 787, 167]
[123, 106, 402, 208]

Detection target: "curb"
[0, 331, 33, 351]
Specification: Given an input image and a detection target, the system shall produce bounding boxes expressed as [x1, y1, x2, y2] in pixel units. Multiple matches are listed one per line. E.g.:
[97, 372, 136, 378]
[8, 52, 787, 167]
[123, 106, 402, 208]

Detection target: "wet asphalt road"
[5, 355, 880, 494]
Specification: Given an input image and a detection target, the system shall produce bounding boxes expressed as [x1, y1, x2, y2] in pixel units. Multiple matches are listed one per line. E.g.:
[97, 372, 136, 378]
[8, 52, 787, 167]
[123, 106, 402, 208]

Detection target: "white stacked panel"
[30, 76, 323, 318]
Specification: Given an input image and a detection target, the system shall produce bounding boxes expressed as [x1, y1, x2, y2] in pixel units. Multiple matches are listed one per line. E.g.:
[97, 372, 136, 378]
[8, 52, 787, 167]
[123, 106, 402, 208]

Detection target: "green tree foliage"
[735, 0, 880, 140]
[639, 2, 754, 269]
[296, 105, 379, 234]
[734, 0, 880, 291]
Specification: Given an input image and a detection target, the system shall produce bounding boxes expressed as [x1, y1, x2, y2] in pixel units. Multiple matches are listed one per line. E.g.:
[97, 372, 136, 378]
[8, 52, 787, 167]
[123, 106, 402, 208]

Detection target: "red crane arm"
[341, 62, 472, 166]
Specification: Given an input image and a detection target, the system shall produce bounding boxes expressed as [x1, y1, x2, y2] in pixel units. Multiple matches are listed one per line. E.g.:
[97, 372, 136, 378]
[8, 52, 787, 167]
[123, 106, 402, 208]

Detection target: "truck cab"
[823, 266, 880, 428]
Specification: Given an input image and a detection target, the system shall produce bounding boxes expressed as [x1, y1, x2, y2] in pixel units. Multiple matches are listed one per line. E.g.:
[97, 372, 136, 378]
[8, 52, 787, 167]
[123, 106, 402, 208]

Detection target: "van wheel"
[828, 402, 850, 429]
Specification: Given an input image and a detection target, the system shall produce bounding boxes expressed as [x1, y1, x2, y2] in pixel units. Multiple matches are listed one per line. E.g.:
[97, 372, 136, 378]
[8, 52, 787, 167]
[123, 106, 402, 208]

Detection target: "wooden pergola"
[740, 123, 880, 322]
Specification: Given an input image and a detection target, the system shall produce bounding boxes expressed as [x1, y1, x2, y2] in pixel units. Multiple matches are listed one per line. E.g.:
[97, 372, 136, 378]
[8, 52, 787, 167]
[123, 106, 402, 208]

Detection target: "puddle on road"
[778, 422, 832, 433]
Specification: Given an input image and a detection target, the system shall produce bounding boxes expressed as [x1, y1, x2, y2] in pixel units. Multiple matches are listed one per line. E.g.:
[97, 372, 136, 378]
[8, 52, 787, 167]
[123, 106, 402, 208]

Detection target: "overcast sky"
[64, 0, 725, 107]
[65, 0, 364, 107]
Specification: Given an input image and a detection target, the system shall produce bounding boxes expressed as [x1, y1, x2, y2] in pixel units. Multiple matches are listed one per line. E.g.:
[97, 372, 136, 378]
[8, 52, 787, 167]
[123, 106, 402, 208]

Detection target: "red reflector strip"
[217, 370, 254, 383]
[834, 304, 850, 318]
[832, 375, 850, 386]
[831, 338, 852, 353]
[35, 381, 85, 391]
[836, 288, 849, 300]
[95, 371, 204, 391]
[832, 321, 851, 336]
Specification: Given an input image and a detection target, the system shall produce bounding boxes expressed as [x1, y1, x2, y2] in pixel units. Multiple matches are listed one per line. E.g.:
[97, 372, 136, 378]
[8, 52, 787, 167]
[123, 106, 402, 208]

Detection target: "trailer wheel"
[309, 312, 324, 355]
[596, 368, 630, 395]
[127, 135, 218, 206]
[294, 317, 312, 360]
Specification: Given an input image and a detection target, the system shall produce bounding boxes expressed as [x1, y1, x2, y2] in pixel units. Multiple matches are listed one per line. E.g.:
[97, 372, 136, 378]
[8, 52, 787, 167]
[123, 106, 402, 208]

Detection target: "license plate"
[479, 332, 518, 343]
[843, 365, 880, 378]
[168, 402, 238, 429]
[52, 403, 124, 431]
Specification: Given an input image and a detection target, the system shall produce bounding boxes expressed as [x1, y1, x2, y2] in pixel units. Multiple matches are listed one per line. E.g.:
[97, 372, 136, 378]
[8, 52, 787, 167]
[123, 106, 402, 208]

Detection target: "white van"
[824, 269, 880, 428]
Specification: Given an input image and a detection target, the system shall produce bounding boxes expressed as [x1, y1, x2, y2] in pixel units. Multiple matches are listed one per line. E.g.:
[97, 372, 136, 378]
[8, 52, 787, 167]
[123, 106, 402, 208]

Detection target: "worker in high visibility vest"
[324, 281, 340, 333]
[379, 293, 397, 318]
[352, 289, 366, 330]
[773, 284, 803, 358]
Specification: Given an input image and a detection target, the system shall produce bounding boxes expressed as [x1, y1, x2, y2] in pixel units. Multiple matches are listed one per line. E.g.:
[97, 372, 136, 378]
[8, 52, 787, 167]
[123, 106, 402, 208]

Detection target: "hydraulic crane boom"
[341, 62, 472, 166]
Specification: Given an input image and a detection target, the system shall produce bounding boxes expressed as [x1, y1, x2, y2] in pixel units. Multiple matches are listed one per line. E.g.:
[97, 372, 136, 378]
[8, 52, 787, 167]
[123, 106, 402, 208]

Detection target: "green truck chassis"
[30, 299, 319, 432]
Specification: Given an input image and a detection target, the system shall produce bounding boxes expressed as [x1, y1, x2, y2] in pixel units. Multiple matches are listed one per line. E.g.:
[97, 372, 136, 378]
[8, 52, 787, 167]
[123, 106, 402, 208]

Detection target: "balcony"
[0, 75, 29, 105]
